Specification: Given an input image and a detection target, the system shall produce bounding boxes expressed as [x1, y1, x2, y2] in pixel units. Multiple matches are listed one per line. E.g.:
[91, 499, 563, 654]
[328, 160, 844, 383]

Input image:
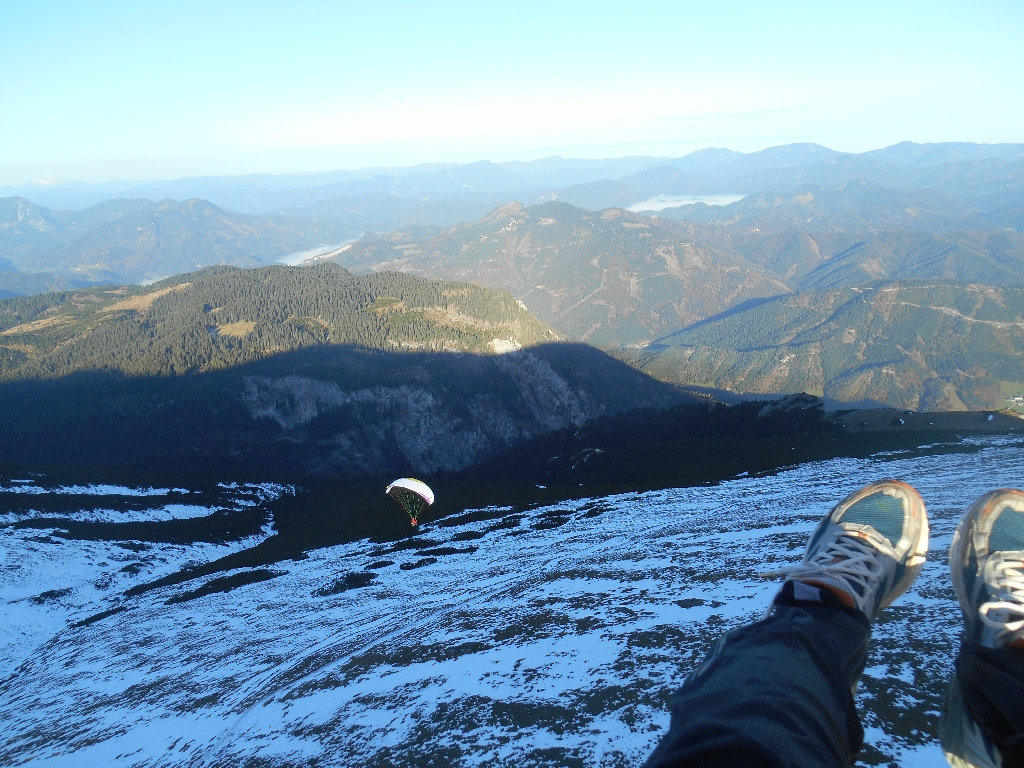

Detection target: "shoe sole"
[834, 479, 930, 611]
[949, 488, 1024, 626]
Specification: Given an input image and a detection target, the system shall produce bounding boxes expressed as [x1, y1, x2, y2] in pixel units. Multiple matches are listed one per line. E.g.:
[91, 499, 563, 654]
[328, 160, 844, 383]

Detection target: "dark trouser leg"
[956, 643, 1024, 766]
[643, 581, 871, 768]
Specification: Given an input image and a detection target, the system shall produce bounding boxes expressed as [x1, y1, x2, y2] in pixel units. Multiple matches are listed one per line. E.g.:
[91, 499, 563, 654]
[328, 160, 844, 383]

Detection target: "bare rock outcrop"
[239, 345, 690, 476]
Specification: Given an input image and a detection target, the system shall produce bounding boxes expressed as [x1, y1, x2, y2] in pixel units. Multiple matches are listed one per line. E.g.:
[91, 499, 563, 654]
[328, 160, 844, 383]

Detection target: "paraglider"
[386, 478, 434, 526]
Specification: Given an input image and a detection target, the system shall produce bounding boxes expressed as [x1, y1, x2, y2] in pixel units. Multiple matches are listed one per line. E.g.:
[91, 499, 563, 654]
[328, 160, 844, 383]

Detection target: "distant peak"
[484, 202, 524, 220]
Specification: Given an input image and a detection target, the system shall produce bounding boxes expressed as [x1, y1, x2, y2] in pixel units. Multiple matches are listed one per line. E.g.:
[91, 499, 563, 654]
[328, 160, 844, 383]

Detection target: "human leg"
[942, 490, 1024, 768]
[642, 581, 871, 768]
[644, 480, 929, 768]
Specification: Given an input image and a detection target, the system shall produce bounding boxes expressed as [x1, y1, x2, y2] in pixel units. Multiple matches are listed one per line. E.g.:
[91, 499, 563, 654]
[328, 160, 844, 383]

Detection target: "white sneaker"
[776, 479, 929, 621]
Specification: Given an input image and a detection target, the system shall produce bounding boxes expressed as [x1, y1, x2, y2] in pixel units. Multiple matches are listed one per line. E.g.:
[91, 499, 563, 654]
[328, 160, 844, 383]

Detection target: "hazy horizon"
[3, 1, 1022, 187]
[5, 139, 1023, 194]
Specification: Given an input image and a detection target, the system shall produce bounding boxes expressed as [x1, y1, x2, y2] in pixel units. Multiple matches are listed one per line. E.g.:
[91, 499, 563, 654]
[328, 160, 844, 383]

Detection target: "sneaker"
[941, 489, 1024, 768]
[777, 479, 929, 621]
[949, 489, 1024, 647]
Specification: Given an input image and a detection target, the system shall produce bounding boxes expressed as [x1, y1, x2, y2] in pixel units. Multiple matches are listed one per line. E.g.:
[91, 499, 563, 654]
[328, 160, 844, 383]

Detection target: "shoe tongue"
[841, 493, 904, 546]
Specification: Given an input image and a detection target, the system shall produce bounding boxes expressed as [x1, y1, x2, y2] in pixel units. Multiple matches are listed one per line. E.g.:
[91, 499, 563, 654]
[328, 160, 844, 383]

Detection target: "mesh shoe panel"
[772, 480, 927, 622]
[840, 493, 905, 545]
[989, 504, 1024, 552]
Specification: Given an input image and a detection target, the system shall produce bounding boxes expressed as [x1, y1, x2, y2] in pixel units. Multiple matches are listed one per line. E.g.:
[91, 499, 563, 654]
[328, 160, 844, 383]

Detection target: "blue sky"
[1, 0, 1022, 184]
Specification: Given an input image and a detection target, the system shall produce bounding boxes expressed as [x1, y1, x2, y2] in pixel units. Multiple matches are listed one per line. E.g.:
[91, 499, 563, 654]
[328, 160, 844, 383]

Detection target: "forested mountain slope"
[622, 281, 1024, 411]
[649, 184, 1024, 291]
[703, 226, 1024, 292]
[0, 272, 92, 301]
[0, 263, 557, 380]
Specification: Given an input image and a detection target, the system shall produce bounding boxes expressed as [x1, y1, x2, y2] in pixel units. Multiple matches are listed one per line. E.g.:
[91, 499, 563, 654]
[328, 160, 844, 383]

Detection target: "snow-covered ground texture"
[3, 438, 1023, 767]
[0, 481, 289, 677]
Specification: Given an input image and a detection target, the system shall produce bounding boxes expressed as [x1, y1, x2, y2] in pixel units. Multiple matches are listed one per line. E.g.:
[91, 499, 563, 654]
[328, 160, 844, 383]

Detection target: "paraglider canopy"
[386, 478, 434, 526]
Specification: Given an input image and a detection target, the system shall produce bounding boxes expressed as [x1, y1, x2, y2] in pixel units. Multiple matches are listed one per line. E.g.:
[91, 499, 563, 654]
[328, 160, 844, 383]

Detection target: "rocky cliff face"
[238, 345, 689, 476]
[0, 343, 692, 479]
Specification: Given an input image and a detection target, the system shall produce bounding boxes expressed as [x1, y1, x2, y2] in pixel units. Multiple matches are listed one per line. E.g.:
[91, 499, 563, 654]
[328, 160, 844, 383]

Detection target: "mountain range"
[0, 197, 344, 284]
[3, 141, 1023, 290]
[4, 140, 1024, 412]
[556, 155, 1024, 213]
[656, 182, 998, 232]
[0, 156, 676, 214]
[325, 196, 1024, 346]
[6, 141, 1022, 214]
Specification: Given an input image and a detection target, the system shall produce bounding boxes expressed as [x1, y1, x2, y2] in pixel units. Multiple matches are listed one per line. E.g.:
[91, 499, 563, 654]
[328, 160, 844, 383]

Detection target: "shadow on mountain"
[649, 295, 785, 345]
[0, 341, 691, 482]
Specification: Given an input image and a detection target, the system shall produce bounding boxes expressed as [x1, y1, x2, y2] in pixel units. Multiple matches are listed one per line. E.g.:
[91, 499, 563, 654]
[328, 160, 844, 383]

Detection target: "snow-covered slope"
[0, 481, 288, 678]
[4, 438, 1023, 766]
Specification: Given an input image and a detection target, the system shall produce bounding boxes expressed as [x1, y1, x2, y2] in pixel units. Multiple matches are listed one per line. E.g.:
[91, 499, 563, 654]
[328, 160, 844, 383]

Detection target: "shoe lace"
[979, 552, 1024, 643]
[771, 532, 886, 611]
